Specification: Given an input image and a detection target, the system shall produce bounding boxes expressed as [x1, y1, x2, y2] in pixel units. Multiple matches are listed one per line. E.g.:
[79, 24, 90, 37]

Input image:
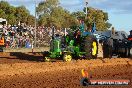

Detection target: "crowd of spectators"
[0, 23, 54, 48]
[0, 24, 33, 48]
[0, 22, 70, 49]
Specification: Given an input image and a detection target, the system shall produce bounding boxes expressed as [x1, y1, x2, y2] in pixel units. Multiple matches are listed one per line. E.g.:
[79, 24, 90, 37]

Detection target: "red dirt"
[0, 52, 132, 88]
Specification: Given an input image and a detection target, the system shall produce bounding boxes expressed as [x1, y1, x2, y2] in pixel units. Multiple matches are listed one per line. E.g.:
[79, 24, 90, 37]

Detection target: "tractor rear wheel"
[129, 48, 132, 58]
[125, 48, 130, 57]
[103, 39, 112, 58]
[63, 53, 72, 62]
[84, 36, 98, 59]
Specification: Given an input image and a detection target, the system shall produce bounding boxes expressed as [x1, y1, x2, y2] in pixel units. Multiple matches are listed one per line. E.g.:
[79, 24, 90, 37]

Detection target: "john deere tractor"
[43, 23, 98, 62]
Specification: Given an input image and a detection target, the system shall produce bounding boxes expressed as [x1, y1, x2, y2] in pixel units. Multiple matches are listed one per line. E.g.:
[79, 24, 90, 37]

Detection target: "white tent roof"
[0, 18, 6, 22]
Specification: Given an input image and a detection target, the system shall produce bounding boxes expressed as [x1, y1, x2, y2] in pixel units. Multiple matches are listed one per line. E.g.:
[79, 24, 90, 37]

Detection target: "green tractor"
[43, 23, 98, 62]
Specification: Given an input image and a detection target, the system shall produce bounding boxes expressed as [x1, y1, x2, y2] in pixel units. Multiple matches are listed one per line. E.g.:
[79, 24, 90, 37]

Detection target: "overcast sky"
[2, 0, 132, 33]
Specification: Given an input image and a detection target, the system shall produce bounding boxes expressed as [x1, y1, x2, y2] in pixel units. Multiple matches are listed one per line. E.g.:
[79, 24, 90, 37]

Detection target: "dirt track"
[0, 52, 132, 88]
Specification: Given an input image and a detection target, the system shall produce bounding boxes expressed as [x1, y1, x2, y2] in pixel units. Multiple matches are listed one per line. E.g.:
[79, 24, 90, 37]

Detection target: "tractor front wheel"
[129, 48, 132, 58]
[63, 53, 72, 62]
[125, 48, 130, 58]
[43, 51, 50, 62]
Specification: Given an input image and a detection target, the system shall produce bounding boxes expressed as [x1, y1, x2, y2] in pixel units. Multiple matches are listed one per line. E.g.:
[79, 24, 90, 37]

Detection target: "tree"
[37, 0, 60, 27]
[85, 7, 111, 31]
[16, 6, 30, 23]
[26, 15, 35, 26]
[37, 0, 59, 17]
[0, 1, 34, 25]
[72, 7, 112, 31]
[0, 1, 35, 26]
[72, 11, 85, 21]
[0, 1, 10, 12]
[0, 9, 6, 18]
[0, 1, 111, 29]
[37, 0, 78, 29]
[7, 14, 17, 25]
[6, 6, 16, 14]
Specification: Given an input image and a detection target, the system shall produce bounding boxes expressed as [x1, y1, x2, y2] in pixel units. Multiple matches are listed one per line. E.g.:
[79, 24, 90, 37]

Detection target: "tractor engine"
[50, 34, 61, 58]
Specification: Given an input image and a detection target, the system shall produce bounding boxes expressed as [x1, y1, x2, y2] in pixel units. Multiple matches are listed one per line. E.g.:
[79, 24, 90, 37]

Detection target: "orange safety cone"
[80, 69, 91, 86]
[81, 69, 89, 78]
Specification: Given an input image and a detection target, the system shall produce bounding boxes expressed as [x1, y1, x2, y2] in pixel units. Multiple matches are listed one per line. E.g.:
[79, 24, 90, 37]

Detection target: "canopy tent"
[0, 18, 7, 25]
[0, 18, 6, 22]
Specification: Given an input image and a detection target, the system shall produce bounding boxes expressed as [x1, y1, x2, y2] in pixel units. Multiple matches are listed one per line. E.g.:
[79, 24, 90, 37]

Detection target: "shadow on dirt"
[9, 52, 44, 62]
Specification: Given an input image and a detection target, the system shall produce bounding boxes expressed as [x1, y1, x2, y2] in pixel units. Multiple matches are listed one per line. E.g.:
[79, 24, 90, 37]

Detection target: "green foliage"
[0, 1, 34, 26]
[72, 7, 112, 31]
[16, 6, 30, 23]
[0, 9, 6, 18]
[86, 7, 111, 31]
[6, 6, 16, 14]
[70, 25, 79, 31]
[7, 14, 16, 25]
[71, 11, 85, 20]
[37, 0, 59, 16]
[0, 1, 10, 12]
[37, 0, 111, 30]
[0, 0, 111, 30]
[37, 0, 78, 28]
[26, 15, 35, 26]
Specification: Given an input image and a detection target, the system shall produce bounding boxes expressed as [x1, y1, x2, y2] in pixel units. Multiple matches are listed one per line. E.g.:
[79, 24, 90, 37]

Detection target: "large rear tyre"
[84, 36, 98, 59]
[125, 48, 130, 58]
[118, 48, 127, 58]
[103, 45, 112, 58]
[103, 40, 112, 58]
[129, 48, 132, 58]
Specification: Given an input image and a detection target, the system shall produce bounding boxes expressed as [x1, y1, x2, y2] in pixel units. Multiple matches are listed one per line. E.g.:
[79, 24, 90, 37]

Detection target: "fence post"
[32, 41, 34, 52]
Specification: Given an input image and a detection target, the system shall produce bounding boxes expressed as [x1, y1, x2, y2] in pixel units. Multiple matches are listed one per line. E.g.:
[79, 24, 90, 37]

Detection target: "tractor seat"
[74, 30, 81, 45]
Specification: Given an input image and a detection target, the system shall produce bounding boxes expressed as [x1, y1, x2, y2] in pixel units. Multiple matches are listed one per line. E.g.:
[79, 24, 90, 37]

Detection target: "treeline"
[0, 1, 35, 26]
[0, 0, 111, 31]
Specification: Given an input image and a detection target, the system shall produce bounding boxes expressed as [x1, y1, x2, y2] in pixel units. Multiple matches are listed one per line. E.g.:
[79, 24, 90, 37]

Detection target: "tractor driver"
[74, 29, 81, 45]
